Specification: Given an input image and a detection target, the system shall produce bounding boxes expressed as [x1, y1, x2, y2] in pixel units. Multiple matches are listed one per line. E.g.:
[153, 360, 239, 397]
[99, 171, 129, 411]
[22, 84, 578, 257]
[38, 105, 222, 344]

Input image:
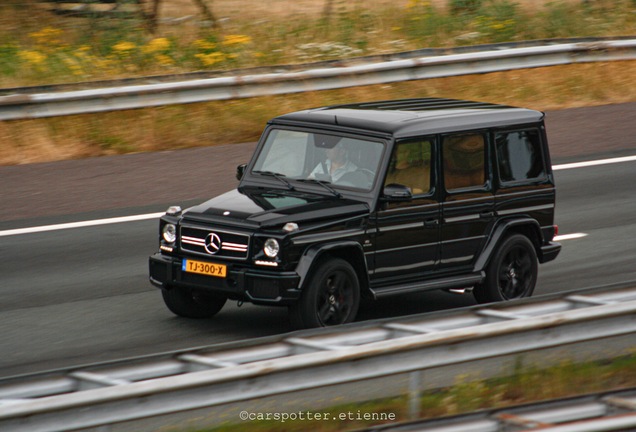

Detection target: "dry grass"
[159, 0, 598, 20]
[210, 355, 636, 431]
[28, 0, 595, 22]
[1, 60, 634, 166]
[0, 0, 634, 165]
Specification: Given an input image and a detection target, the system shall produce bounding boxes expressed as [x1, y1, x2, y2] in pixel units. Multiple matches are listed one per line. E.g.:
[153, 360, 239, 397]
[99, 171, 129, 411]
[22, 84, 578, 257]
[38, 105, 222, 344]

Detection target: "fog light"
[264, 238, 279, 258]
[162, 224, 177, 243]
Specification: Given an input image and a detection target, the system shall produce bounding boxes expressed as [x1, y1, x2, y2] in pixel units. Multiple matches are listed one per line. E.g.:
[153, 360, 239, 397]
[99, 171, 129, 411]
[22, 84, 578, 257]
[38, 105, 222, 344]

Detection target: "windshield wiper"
[298, 179, 342, 198]
[252, 170, 295, 191]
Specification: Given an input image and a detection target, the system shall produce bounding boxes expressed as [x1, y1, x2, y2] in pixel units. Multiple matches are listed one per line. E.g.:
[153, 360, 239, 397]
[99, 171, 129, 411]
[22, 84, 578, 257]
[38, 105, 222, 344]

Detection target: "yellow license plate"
[182, 259, 227, 278]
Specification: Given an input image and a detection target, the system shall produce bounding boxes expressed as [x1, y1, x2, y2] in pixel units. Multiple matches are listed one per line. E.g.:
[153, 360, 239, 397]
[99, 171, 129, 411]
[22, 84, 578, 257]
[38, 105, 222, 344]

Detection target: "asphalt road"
[0, 103, 635, 378]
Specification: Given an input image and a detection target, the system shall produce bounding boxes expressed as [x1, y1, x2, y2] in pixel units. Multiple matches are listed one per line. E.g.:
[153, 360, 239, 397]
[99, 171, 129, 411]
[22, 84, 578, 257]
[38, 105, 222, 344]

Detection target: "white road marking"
[0, 213, 164, 237]
[554, 233, 588, 241]
[1, 153, 634, 237]
[552, 155, 636, 171]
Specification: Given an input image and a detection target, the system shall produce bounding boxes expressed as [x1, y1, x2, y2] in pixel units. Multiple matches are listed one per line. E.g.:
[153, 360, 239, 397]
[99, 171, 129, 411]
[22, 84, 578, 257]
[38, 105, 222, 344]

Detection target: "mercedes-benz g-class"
[149, 98, 561, 328]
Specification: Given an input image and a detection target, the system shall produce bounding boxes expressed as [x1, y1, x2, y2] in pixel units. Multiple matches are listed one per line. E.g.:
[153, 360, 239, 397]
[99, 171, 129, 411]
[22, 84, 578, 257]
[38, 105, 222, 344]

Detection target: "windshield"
[251, 129, 385, 192]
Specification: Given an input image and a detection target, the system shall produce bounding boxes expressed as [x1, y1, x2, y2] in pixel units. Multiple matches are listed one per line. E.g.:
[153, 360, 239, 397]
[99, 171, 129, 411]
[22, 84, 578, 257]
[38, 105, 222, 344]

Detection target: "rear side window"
[496, 129, 546, 183]
[443, 133, 486, 190]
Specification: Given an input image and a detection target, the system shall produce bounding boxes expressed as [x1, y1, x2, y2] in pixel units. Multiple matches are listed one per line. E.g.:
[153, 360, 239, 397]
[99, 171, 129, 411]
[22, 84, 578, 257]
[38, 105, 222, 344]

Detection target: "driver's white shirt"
[310, 159, 357, 182]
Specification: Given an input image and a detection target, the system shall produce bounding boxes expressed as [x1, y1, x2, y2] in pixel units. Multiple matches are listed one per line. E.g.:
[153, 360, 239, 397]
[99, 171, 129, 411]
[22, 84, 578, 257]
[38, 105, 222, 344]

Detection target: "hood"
[181, 188, 369, 228]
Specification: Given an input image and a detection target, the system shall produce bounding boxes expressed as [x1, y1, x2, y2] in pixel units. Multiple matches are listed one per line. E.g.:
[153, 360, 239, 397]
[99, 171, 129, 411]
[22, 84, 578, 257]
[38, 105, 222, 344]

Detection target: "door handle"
[424, 219, 439, 227]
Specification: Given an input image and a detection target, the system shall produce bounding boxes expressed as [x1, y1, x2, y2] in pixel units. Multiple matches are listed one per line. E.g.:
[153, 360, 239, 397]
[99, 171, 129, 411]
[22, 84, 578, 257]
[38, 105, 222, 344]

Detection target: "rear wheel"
[289, 258, 360, 329]
[162, 286, 227, 318]
[474, 234, 538, 304]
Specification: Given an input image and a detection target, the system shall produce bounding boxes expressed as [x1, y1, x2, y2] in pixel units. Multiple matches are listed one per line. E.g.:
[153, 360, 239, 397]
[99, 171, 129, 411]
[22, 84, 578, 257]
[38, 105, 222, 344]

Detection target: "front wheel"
[289, 258, 360, 329]
[162, 286, 227, 318]
[474, 234, 538, 304]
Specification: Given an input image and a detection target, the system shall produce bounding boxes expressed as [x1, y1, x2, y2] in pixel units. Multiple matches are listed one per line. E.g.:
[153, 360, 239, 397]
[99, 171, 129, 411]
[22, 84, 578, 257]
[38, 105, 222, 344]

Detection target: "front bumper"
[149, 253, 301, 305]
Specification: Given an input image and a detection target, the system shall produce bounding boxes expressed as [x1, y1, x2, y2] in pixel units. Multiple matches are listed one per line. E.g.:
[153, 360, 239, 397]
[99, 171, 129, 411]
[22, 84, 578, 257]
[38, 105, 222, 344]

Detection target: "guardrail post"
[408, 370, 421, 420]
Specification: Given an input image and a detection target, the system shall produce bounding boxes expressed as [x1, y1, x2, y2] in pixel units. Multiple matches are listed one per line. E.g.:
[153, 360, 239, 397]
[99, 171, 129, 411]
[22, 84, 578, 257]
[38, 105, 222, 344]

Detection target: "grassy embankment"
[197, 355, 636, 431]
[0, 0, 634, 164]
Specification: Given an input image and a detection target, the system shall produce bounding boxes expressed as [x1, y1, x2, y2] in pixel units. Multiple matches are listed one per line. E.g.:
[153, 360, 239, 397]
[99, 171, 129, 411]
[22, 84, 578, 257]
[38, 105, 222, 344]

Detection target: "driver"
[310, 144, 357, 183]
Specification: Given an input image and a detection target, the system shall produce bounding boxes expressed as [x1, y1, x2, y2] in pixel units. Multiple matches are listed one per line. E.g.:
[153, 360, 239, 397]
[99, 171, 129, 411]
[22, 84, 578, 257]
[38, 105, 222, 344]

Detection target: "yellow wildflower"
[63, 57, 84, 76]
[155, 54, 174, 66]
[194, 39, 217, 51]
[222, 35, 252, 46]
[113, 41, 137, 53]
[95, 58, 115, 71]
[143, 38, 171, 54]
[195, 52, 226, 66]
[406, 0, 430, 9]
[29, 27, 64, 46]
[18, 50, 47, 66]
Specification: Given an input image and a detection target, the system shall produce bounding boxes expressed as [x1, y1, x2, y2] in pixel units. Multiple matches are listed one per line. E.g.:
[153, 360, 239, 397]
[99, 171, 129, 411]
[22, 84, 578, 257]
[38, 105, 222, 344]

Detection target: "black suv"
[149, 98, 561, 328]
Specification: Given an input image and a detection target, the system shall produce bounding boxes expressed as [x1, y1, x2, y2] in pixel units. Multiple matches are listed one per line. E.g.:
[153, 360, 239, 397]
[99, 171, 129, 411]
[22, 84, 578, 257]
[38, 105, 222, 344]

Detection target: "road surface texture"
[0, 102, 634, 378]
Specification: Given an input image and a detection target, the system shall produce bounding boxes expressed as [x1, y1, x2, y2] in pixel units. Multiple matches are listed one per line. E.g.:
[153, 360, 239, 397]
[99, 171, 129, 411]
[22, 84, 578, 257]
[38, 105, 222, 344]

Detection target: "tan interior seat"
[385, 141, 431, 195]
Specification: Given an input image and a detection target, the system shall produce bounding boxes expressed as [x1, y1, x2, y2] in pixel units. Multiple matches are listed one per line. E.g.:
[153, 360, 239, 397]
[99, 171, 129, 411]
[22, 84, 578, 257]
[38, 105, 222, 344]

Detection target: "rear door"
[439, 131, 495, 270]
[493, 126, 555, 230]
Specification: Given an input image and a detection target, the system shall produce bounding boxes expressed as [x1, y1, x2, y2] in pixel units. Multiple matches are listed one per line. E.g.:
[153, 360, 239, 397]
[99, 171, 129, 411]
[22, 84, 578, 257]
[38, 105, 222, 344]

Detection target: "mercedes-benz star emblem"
[204, 233, 222, 255]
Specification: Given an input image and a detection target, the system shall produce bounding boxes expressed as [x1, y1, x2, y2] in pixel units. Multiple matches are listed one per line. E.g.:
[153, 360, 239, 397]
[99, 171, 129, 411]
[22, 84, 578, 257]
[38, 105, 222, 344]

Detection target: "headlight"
[162, 224, 177, 243]
[263, 238, 280, 258]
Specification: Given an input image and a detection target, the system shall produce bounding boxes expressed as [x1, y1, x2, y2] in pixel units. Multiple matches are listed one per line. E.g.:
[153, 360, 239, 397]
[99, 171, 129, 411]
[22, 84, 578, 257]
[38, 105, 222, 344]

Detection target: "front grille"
[180, 224, 250, 260]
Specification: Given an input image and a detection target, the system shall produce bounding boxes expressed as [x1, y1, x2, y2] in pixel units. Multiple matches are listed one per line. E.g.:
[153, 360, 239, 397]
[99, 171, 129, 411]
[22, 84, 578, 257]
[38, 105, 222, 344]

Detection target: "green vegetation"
[0, 1, 634, 164]
[0, 1, 634, 87]
[206, 355, 636, 431]
[1, 60, 634, 165]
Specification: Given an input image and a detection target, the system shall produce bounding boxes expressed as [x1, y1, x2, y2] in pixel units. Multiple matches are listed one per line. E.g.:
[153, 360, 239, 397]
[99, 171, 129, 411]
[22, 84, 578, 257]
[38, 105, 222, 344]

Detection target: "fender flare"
[295, 241, 369, 292]
[473, 218, 543, 273]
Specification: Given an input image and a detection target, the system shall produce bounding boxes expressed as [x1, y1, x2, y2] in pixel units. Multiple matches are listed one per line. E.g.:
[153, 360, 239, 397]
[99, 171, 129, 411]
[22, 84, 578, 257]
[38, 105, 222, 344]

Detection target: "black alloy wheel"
[474, 234, 538, 303]
[289, 257, 360, 329]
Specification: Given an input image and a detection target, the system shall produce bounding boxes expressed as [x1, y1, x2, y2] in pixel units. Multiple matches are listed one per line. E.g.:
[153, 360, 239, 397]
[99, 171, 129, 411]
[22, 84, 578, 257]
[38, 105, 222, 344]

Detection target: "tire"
[289, 257, 360, 329]
[474, 234, 538, 304]
[162, 286, 227, 319]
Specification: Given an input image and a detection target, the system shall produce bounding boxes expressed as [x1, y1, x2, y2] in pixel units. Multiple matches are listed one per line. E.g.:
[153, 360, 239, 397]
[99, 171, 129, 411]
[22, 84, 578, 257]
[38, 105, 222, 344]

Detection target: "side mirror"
[381, 183, 412, 202]
[236, 164, 247, 181]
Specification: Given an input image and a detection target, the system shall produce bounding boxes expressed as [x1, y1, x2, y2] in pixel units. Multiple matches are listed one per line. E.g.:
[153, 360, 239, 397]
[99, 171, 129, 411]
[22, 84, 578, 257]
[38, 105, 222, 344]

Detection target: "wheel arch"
[474, 218, 543, 273]
[295, 241, 370, 296]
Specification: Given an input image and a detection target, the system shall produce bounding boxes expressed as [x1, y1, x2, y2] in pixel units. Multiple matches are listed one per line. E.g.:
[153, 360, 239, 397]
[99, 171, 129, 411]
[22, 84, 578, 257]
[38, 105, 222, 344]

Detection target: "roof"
[271, 98, 544, 138]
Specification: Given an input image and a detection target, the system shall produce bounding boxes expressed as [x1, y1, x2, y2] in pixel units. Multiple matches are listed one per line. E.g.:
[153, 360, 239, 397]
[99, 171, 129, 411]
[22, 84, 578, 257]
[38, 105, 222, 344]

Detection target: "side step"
[370, 272, 484, 299]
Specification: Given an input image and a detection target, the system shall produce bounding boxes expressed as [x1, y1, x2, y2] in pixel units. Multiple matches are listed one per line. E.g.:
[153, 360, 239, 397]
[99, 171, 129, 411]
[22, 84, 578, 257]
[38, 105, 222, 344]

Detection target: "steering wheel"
[338, 169, 373, 188]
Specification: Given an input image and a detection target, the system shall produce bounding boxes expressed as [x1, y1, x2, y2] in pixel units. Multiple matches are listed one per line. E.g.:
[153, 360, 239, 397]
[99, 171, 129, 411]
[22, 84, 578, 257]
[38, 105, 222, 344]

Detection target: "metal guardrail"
[1, 37, 631, 96]
[362, 387, 636, 432]
[0, 38, 634, 121]
[0, 285, 635, 431]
